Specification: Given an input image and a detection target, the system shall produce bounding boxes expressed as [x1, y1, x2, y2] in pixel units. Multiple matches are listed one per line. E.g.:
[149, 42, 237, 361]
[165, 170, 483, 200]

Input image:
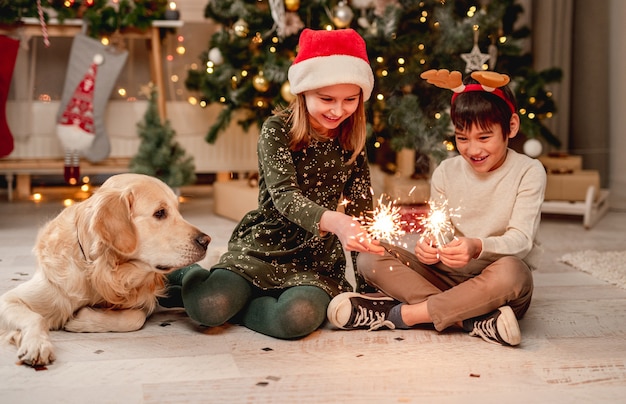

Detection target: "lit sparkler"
[360, 195, 407, 243]
[419, 198, 458, 247]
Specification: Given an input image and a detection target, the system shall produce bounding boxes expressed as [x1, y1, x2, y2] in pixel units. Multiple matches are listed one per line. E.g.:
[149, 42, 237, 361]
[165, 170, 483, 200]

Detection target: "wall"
[6, 100, 259, 174]
[570, 1, 611, 189]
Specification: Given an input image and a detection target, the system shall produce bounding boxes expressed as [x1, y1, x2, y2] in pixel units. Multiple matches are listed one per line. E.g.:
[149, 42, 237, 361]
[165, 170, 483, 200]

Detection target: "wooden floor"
[1, 187, 625, 403]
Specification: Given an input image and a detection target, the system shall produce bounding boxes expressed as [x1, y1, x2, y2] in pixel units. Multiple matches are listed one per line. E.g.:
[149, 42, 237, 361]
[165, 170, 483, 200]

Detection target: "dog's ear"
[91, 189, 138, 256]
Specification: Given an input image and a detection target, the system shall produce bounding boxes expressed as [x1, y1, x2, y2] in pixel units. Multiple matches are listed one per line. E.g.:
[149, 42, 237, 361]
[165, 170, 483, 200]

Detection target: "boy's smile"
[454, 114, 519, 173]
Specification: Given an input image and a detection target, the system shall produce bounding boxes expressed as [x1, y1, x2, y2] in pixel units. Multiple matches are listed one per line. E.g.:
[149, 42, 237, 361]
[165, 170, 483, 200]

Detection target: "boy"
[327, 70, 547, 346]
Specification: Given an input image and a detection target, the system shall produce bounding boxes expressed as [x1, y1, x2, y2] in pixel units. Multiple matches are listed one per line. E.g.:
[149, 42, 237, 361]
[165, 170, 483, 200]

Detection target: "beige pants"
[356, 245, 534, 331]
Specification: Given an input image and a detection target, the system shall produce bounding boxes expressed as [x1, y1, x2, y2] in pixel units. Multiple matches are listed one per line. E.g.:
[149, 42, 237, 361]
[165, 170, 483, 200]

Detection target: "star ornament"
[461, 44, 490, 73]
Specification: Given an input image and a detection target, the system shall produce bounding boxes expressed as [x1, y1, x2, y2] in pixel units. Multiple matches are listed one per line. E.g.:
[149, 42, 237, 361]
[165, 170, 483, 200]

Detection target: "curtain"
[608, 0, 626, 209]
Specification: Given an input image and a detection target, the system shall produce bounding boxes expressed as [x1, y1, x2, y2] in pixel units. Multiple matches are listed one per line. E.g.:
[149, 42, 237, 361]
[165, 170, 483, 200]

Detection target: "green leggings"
[168, 265, 330, 340]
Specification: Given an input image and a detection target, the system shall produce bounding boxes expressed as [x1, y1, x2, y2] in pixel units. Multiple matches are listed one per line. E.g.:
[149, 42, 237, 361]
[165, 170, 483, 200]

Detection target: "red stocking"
[0, 35, 19, 158]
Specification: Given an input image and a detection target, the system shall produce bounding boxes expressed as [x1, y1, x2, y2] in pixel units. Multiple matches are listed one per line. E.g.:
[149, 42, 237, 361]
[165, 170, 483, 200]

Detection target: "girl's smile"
[304, 84, 361, 135]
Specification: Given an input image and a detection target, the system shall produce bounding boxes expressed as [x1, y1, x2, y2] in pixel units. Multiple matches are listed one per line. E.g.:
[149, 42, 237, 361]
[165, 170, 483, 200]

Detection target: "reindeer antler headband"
[420, 69, 516, 114]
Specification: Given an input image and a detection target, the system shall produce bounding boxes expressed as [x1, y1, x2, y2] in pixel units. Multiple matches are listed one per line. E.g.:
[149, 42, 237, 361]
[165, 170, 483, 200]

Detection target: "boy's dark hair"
[450, 74, 517, 139]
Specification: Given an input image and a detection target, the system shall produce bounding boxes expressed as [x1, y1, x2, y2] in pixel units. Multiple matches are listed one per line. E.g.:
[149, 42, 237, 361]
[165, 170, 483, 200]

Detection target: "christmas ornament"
[352, 0, 375, 29]
[233, 19, 249, 38]
[284, 0, 300, 12]
[252, 72, 270, 92]
[283, 12, 305, 37]
[352, 0, 375, 8]
[280, 81, 295, 102]
[0, 35, 19, 158]
[461, 29, 490, 73]
[374, 0, 400, 17]
[269, 0, 287, 38]
[36, 0, 50, 47]
[208, 47, 224, 65]
[332, 1, 354, 28]
[523, 138, 543, 158]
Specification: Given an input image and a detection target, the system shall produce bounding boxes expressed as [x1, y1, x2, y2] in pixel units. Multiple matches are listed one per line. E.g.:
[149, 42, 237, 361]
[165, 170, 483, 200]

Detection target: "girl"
[327, 70, 547, 347]
[163, 28, 385, 339]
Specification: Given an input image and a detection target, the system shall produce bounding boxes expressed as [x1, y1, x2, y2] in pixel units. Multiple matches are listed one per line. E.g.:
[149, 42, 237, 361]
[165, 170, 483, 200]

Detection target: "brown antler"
[470, 71, 510, 89]
[420, 69, 464, 91]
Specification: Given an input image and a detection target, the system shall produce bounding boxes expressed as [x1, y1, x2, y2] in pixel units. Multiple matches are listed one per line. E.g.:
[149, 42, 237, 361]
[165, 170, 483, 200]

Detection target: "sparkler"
[360, 195, 407, 243]
[419, 198, 458, 247]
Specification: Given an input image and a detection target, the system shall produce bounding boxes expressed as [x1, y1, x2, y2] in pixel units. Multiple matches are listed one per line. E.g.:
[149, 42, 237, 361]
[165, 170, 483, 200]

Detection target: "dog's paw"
[64, 307, 99, 332]
[16, 334, 56, 366]
[65, 306, 146, 332]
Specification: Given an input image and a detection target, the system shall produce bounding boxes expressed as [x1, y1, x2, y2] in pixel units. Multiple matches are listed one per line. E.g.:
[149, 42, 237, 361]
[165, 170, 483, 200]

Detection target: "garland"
[0, 0, 168, 37]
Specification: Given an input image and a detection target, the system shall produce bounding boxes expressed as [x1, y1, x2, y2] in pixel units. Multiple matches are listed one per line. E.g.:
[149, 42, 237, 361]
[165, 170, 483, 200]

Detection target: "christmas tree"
[185, 0, 562, 173]
[129, 84, 196, 188]
[0, 0, 168, 38]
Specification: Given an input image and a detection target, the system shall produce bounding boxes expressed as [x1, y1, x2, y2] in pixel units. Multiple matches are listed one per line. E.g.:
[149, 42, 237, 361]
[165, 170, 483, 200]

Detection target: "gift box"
[213, 180, 259, 221]
[383, 175, 430, 205]
[538, 153, 583, 173]
[398, 204, 429, 233]
[544, 170, 600, 202]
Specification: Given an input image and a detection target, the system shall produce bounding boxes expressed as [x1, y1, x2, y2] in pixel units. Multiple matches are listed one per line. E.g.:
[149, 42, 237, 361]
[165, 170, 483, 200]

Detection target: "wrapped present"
[544, 170, 600, 202]
[538, 153, 583, 173]
[213, 180, 258, 221]
[398, 204, 429, 233]
[383, 175, 430, 205]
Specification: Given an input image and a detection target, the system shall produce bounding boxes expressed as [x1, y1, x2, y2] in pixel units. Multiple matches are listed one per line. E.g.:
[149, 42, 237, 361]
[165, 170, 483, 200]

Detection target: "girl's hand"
[414, 237, 441, 265]
[436, 237, 481, 268]
[319, 211, 385, 255]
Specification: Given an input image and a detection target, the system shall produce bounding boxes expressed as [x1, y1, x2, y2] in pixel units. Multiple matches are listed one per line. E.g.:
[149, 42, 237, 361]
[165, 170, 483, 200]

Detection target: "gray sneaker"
[463, 306, 521, 346]
[327, 292, 398, 331]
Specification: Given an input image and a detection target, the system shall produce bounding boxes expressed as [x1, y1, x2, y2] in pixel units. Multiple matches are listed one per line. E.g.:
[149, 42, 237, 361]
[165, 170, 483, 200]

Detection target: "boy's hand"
[437, 237, 481, 268]
[414, 237, 441, 265]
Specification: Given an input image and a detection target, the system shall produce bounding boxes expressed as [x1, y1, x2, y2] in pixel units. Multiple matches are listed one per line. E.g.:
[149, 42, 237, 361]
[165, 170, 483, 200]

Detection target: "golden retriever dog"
[0, 173, 211, 366]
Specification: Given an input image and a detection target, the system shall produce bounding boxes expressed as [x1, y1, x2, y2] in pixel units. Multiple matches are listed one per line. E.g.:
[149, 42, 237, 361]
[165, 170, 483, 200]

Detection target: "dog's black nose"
[195, 233, 211, 250]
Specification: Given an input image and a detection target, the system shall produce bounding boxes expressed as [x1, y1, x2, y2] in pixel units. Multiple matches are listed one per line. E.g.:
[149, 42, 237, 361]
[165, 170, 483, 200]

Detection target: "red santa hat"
[288, 28, 374, 101]
[57, 54, 102, 152]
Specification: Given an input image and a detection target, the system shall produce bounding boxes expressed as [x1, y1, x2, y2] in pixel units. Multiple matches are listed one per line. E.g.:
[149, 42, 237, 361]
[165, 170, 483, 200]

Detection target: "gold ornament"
[332, 1, 354, 28]
[252, 72, 270, 92]
[233, 19, 249, 38]
[280, 81, 296, 102]
[284, 0, 300, 12]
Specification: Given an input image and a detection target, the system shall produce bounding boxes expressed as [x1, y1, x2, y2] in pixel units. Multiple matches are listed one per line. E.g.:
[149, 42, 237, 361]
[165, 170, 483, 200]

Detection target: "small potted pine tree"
[129, 83, 196, 192]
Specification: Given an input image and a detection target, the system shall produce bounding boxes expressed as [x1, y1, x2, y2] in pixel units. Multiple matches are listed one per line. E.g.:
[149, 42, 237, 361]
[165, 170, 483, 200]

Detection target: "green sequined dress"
[211, 115, 374, 297]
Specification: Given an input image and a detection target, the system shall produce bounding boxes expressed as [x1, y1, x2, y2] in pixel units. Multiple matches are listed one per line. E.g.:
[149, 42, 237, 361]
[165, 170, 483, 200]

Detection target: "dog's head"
[76, 173, 210, 272]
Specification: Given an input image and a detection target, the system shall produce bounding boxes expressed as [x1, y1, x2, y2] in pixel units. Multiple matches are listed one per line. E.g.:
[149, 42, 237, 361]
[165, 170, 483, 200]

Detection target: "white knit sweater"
[430, 149, 547, 272]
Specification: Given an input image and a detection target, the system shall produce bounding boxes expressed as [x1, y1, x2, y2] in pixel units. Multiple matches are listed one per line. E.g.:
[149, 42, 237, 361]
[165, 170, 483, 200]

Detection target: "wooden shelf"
[0, 18, 184, 121]
[541, 186, 610, 229]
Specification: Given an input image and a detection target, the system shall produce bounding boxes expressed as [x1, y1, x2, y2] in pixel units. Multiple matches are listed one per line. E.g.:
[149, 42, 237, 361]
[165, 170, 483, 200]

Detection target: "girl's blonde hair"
[275, 92, 367, 165]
